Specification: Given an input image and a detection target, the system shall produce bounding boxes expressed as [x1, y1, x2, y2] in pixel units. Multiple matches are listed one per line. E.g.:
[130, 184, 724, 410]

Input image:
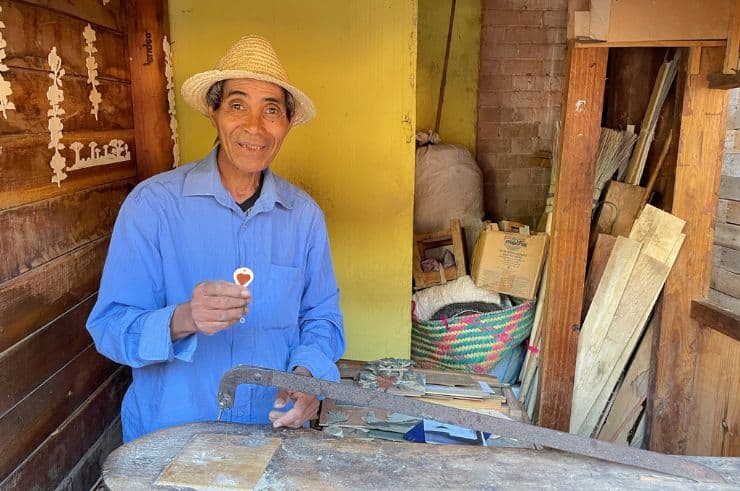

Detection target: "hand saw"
[215, 365, 723, 483]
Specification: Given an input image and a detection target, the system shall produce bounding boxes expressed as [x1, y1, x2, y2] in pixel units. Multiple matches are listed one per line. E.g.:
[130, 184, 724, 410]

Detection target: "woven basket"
[411, 300, 535, 374]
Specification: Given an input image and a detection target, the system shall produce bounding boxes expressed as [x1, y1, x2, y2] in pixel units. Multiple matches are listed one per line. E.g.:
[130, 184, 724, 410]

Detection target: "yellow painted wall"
[417, 0, 481, 154]
[169, 1, 417, 360]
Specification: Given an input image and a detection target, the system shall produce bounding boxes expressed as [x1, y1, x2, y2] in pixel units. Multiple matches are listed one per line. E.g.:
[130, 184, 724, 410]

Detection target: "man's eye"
[265, 106, 281, 115]
[230, 102, 243, 110]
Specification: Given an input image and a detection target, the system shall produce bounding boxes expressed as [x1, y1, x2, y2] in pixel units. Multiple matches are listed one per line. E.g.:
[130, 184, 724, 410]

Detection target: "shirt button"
[237, 411, 244, 417]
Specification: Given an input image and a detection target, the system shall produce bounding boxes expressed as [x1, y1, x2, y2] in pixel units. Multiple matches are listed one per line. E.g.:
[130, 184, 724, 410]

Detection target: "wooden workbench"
[102, 422, 740, 489]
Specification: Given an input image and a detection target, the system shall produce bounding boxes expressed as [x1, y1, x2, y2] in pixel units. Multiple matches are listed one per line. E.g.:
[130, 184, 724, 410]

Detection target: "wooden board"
[0, 131, 136, 209]
[0, 295, 96, 416]
[154, 433, 280, 491]
[649, 47, 730, 455]
[126, 0, 177, 178]
[21, 0, 127, 32]
[575, 0, 733, 43]
[597, 321, 654, 443]
[0, 182, 127, 283]
[0, 345, 117, 479]
[538, 44, 607, 431]
[0, 68, 133, 136]
[1, 0, 129, 78]
[102, 422, 740, 489]
[686, 328, 739, 456]
[1, 368, 128, 490]
[583, 233, 616, 313]
[592, 181, 644, 240]
[0, 237, 108, 352]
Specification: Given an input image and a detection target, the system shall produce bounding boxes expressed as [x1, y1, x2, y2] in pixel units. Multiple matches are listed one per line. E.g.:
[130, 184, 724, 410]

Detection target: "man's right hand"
[170, 280, 251, 340]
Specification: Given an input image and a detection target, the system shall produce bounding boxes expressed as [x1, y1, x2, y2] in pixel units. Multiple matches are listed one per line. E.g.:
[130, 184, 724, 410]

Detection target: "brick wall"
[710, 89, 740, 313]
[477, 0, 568, 226]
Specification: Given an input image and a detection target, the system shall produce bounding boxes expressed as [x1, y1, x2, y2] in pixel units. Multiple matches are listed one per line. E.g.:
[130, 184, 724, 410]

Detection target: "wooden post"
[126, 0, 174, 180]
[537, 44, 608, 431]
[648, 47, 730, 454]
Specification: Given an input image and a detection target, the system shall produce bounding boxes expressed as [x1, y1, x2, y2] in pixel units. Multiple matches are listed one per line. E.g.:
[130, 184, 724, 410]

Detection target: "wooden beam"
[126, 0, 175, 180]
[537, 44, 608, 431]
[576, 40, 726, 48]
[708, 71, 740, 89]
[648, 47, 730, 454]
[722, 0, 740, 74]
[691, 299, 740, 342]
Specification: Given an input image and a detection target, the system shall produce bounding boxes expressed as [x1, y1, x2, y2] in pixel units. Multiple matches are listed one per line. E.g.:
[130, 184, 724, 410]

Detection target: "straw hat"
[181, 35, 316, 126]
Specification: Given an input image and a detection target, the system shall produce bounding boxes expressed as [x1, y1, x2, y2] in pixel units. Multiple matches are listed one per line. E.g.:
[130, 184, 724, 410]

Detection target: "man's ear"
[207, 107, 217, 128]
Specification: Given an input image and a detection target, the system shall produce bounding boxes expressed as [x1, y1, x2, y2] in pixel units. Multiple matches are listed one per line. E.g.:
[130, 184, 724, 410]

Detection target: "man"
[87, 35, 345, 442]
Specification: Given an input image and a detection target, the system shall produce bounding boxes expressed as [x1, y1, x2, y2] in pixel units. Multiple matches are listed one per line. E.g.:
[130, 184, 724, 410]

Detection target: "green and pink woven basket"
[411, 300, 535, 374]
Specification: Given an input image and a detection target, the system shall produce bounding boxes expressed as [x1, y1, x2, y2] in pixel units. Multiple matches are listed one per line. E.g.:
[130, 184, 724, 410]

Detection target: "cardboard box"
[471, 224, 549, 300]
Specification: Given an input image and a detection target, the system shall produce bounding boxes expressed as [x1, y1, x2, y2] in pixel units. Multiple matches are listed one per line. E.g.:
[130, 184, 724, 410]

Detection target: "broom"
[592, 127, 638, 210]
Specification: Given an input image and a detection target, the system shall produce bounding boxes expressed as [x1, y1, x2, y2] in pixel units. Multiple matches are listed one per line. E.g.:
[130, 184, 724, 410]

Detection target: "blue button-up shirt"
[87, 147, 345, 442]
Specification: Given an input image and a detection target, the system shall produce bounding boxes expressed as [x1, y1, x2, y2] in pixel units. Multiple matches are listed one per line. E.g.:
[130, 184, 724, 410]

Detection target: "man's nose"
[238, 109, 262, 132]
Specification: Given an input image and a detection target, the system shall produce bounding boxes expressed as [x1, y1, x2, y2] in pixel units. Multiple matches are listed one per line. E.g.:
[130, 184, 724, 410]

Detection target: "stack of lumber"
[570, 205, 685, 439]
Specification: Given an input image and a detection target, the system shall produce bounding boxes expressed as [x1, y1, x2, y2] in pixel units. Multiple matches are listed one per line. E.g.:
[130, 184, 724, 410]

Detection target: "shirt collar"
[183, 145, 294, 210]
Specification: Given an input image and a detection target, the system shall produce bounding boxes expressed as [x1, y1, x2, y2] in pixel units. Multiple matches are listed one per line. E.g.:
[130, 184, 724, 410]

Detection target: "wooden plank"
[20, 0, 126, 33]
[708, 287, 740, 313]
[583, 234, 617, 313]
[592, 181, 644, 239]
[0, 369, 128, 490]
[576, 40, 727, 48]
[0, 131, 136, 209]
[719, 175, 740, 200]
[571, 236, 642, 435]
[1, 0, 129, 80]
[155, 433, 281, 490]
[103, 423, 740, 489]
[0, 68, 133, 136]
[722, 0, 740, 74]
[714, 222, 740, 249]
[710, 267, 740, 298]
[126, 0, 176, 178]
[0, 295, 96, 416]
[628, 204, 686, 263]
[0, 345, 117, 479]
[597, 321, 653, 443]
[56, 417, 123, 491]
[0, 182, 127, 283]
[713, 244, 740, 274]
[0, 237, 108, 353]
[725, 200, 740, 225]
[691, 299, 740, 342]
[605, 0, 731, 43]
[686, 327, 739, 456]
[538, 44, 607, 431]
[649, 46, 730, 455]
[708, 72, 740, 89]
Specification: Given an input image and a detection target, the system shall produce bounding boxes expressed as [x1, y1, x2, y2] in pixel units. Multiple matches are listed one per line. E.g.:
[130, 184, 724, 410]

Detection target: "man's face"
[208, 78, 291, 176]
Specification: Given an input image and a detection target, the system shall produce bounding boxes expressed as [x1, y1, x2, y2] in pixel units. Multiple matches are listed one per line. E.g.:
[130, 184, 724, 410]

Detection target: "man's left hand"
[268, 366, 319, 428]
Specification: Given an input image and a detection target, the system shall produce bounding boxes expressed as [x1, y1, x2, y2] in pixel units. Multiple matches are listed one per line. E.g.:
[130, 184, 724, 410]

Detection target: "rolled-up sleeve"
[87, 187, 197, 368]
[288, 208, 345, 381]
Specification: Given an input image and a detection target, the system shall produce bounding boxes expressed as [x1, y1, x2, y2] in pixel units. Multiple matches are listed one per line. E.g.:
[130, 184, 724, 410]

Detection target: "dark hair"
[205, 80, 294, 121]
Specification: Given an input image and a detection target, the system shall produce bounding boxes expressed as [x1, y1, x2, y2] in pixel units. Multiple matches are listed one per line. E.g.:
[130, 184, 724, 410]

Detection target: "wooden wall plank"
[686, 328, 739, 456]
[0, 131, 136, 209]
[713, 244, 740, 273]
[0, 237, 108, 353]
[691, 299, 740, 342]
[538, 44, 608, 431]
[648, 47, 730, 454]
[0, 69, 133, 136]
[715, 222, 740, 250]
[0, 345, 117, 480]
[17, 0, 125, 32]
[1, 369, 128, 491]
[126, 0, 176, 178]
[1, 0, 129, 80]
[0, 295, 96, 416]
[711, 267, 740, 298]
[57, 416, 123, 491]
[0, 182, 127, 283]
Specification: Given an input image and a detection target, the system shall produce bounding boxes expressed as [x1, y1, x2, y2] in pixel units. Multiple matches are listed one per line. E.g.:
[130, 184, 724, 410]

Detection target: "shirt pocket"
[260, 264, 302, 329]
